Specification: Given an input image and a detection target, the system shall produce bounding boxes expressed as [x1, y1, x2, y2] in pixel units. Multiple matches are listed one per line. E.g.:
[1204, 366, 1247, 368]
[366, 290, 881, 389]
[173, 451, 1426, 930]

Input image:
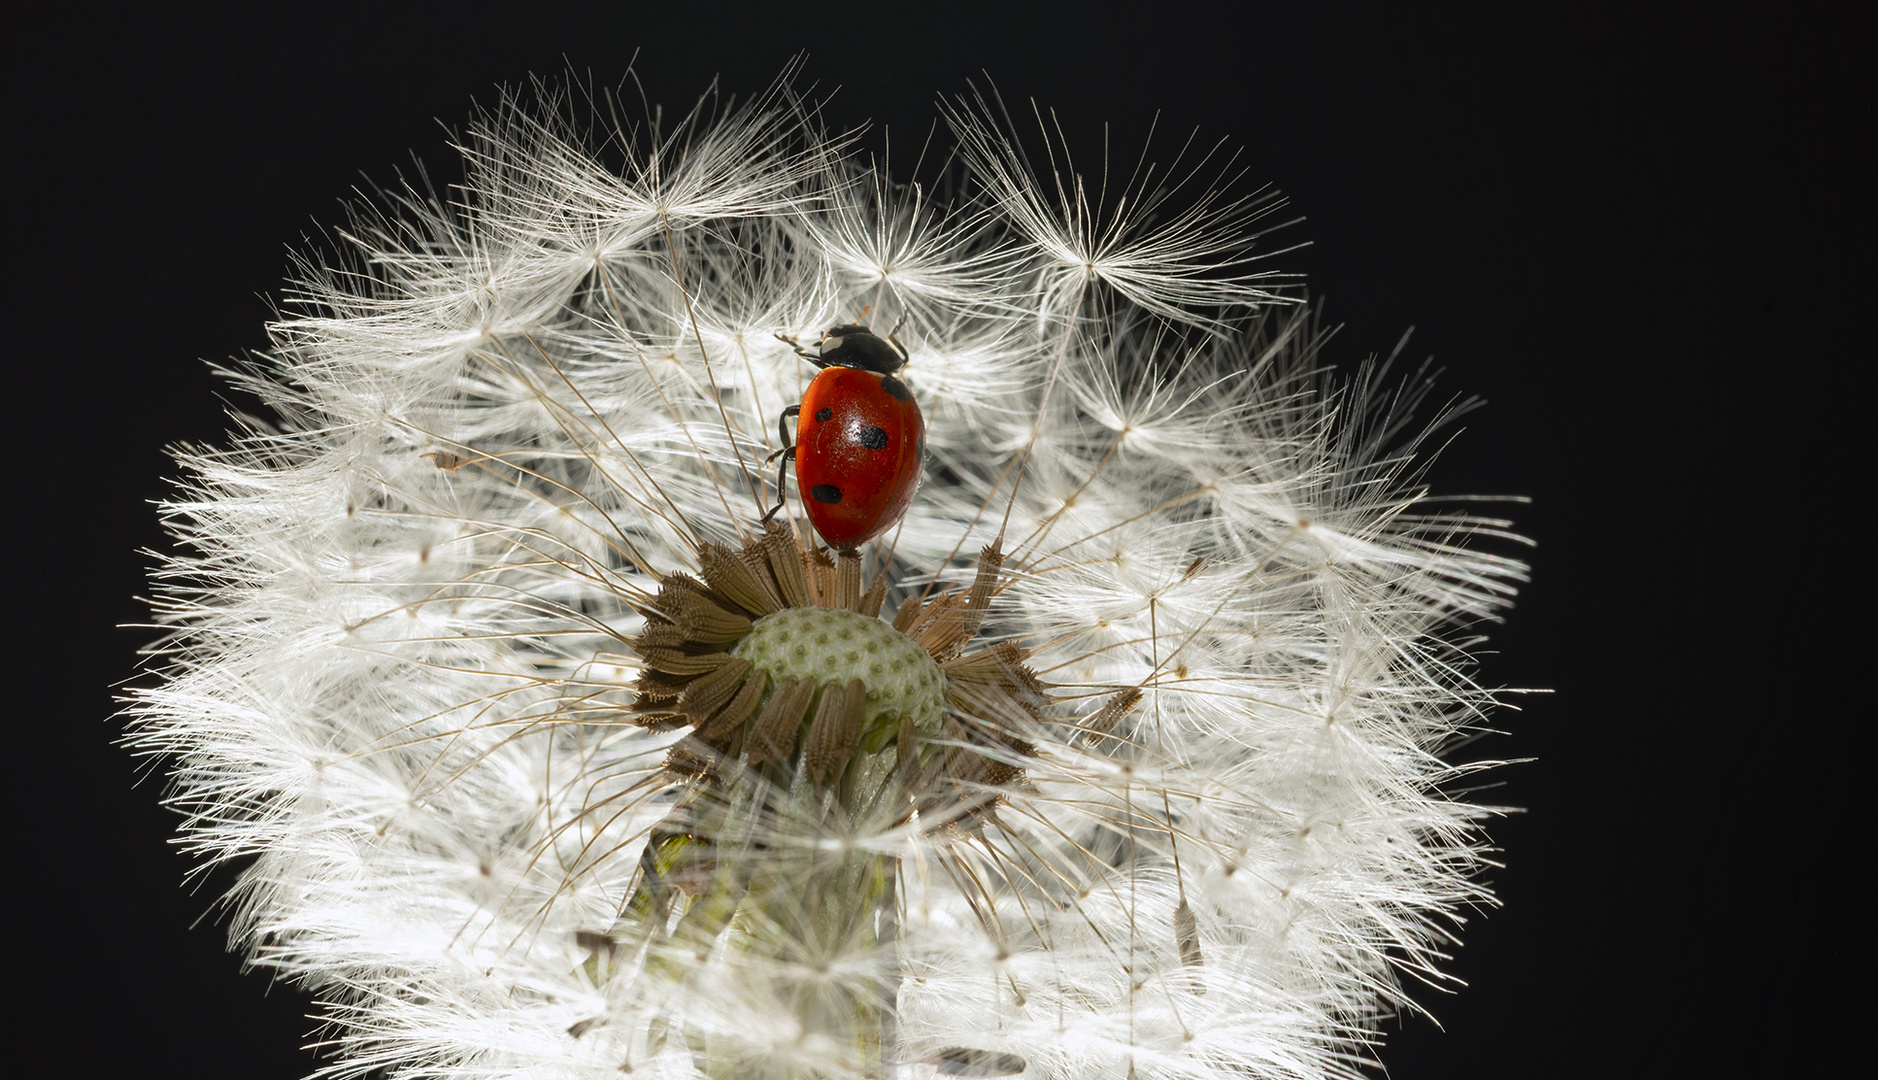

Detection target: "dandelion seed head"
[130, 69, 1526, 1080]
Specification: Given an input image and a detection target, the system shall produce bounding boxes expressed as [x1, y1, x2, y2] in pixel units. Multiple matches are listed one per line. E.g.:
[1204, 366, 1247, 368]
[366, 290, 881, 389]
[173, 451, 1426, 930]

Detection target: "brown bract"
[625, 519, 1045, 833]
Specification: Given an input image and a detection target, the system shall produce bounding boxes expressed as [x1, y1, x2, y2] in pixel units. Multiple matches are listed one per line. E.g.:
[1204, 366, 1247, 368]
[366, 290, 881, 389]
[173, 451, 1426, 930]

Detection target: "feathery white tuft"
[130, 72, 1527, 1080]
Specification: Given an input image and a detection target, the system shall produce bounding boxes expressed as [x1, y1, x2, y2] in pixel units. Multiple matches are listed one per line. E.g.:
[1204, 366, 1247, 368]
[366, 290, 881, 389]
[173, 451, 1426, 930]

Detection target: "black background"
[9, 3, 1864, 1077]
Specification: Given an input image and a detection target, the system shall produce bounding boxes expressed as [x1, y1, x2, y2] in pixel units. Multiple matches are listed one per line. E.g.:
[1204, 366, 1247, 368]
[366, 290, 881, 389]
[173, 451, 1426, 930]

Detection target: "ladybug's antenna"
[776, 332, 832, 370]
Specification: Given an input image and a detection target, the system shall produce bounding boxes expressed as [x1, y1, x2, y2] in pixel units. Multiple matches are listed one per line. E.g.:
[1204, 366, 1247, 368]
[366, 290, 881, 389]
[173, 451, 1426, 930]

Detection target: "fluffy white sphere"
[130, 74, 1526, 1079]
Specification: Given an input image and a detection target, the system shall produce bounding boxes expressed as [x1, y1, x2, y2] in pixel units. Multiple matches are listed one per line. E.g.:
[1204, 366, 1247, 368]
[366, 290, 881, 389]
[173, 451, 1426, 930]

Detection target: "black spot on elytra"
[879, 374, 912, 400]
[814, 407, 833, 422]
[811, 484, 842, 505]
[858, 425, 889, 450]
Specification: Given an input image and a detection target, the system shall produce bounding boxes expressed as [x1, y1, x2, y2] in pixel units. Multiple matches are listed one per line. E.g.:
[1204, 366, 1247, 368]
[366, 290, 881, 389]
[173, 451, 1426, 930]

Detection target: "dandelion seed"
[130, 70, 1527, 1080]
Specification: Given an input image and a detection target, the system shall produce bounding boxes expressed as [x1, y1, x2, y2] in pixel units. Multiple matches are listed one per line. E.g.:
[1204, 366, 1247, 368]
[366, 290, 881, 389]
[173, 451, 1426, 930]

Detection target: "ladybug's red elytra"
[765, 322, 925, 551]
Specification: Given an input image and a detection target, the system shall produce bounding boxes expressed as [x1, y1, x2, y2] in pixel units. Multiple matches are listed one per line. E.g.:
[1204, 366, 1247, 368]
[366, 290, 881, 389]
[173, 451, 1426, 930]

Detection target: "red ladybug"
[765, 322, 925, 551]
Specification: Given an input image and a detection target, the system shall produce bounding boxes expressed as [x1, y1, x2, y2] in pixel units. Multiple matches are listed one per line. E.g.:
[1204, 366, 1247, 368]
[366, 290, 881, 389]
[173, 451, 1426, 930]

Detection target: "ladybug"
[764, 321, 925, 551]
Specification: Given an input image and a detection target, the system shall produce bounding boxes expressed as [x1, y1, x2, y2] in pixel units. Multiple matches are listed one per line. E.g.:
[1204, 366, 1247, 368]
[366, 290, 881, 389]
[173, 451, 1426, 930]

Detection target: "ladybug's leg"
[760, 447, 796, 525]
[761, 405, 800, 524]
[773, 404, 800, 451]
[886, 314, 909, 361]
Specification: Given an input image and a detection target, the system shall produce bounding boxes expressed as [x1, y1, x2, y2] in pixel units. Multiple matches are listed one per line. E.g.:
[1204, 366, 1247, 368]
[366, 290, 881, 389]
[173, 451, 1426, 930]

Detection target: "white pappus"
[129, 70, 1529, 1080]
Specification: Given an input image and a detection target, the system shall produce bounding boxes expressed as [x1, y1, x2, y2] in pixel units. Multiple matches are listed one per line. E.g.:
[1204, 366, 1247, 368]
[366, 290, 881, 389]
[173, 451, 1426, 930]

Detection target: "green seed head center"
[731, 608, 944, 749]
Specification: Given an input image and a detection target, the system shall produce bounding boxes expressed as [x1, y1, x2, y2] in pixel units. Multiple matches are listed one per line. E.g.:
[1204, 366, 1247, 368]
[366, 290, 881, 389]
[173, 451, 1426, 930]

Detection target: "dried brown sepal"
[804, 544, 836, 607]
[632, 621, 685, 650]
[738, 541, 785, 607]
[943, 642, 1035, 688]
[666, 590, 753, 645]
[911, 722, 1012, 829]
[694, 668, 769, 744]
[632, 711, 687, 732]
[722, 720, 747, 762]
[942, 723, 1032, 793]
[890, 592, 924, 633]
[999, 650, 1047, 709]
[803, 678, 866, 786]
[638, 648, 737, 676]
[663, 736, 721, 777]
[762, 518, 811, 607]
[635, 574, 717, 643]
[977, 757, 1027, 790]
[648, 571, 710, 613]
[745, 676, 816, 766]
[895, 543, 1006, 662]
[859, 568, 888, 618]
[943, 643, 1048, 738]
[1076, 688, 1142, 747]
[950, 676, 1043, 727]
[954, 540, 1005, 645]
[629, 667, 695, 704]
[945, 680, 1046, 740]
[1175, 897, 1204, 969]
[677, 658, 753, 723]
[908, 593, 969, 656]
[833, 550, 863, 612]
[697, 542, 782, 617]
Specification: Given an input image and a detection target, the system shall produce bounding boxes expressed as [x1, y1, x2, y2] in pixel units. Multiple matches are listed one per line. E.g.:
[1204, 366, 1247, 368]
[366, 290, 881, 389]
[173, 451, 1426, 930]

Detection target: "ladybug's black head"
[818, 324, 907, 374]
